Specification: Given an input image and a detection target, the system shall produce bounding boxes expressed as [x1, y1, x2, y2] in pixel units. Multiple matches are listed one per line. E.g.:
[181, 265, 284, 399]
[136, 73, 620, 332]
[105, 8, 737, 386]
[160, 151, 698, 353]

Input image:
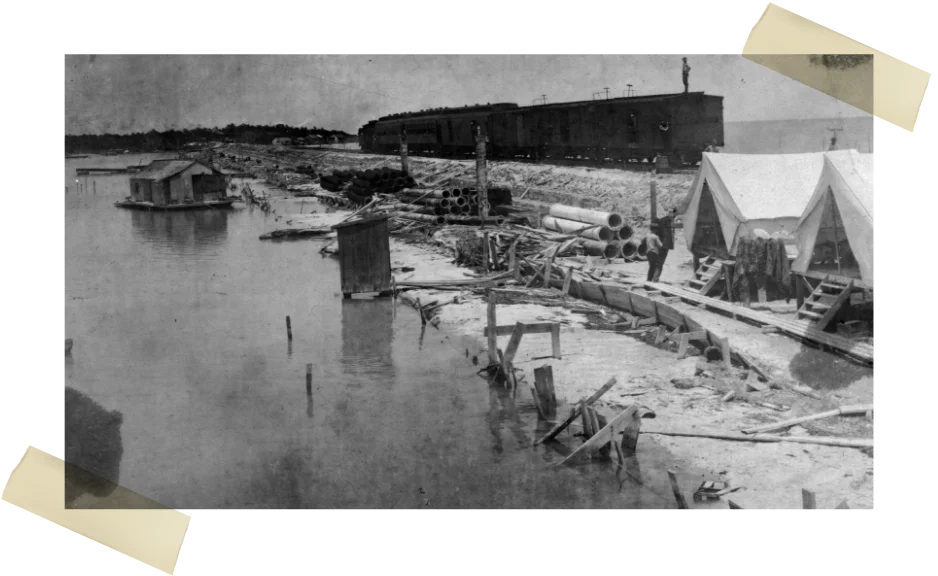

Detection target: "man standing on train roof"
[682, 58, 691, 93]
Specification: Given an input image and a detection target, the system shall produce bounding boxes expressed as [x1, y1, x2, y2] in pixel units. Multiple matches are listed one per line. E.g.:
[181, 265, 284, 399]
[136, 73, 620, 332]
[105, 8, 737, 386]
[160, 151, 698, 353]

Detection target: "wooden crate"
[331, 214, 392, 298]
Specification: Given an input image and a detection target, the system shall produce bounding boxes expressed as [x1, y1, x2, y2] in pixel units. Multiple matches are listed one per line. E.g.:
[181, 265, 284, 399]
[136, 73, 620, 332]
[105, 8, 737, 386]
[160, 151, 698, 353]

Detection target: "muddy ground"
[216, 145, 873, 509]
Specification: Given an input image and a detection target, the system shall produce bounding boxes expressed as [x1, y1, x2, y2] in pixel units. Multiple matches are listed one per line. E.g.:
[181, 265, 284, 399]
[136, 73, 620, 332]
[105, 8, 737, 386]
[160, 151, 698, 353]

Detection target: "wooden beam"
[699, 266, 723, 296]
[533, 365, 557, 417]
[802, 489, 817, 509]
[677, 333, 691, 358]
[741, 404, 873, 435]
[668, 470, 690, 509]
[550, 323, 562, 359]
[816, 279, 854, 331]
[534, 377, 617, 444]
[562, 266, 573, 295]
[484, 322, 556, 337]
[560, 404, 649, 465]
[722, 337, 732, 371]
[503, 322, 526, 365]
[654, 325, 668, 345]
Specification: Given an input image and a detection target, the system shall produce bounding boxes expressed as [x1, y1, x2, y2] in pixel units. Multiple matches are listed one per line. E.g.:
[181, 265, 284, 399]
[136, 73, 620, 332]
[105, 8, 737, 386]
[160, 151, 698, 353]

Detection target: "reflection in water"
[130, 208, 229, 259]
[64, 387, 124, 506]
[340, 299, 396, 382]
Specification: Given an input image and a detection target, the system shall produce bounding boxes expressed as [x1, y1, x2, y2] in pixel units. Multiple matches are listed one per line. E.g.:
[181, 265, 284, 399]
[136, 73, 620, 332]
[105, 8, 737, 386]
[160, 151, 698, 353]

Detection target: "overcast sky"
[65, 55, 871, 135]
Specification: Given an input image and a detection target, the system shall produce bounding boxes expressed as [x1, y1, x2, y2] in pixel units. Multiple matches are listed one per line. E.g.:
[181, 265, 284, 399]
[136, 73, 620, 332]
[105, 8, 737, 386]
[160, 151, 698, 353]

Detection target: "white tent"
[681, 152, 826, 255]
[792, 150, 873, 287]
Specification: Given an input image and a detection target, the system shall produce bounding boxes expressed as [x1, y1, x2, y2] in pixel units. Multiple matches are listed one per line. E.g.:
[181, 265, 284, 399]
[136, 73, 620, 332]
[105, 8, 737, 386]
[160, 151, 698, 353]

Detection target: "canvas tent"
[680, 152, 825, 256]
[791, 150, 873, 288]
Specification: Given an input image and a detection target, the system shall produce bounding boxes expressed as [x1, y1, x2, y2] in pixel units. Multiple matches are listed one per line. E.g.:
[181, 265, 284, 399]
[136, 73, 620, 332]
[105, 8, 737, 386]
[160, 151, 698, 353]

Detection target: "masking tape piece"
[743, 3, 930, 131]
[3, 447, 189, 574]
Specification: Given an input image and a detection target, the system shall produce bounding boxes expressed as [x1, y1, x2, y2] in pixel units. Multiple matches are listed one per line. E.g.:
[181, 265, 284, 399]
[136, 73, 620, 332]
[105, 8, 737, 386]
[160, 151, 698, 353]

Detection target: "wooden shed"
[331, 215, 393, 298]
[129, 159, 228, 206]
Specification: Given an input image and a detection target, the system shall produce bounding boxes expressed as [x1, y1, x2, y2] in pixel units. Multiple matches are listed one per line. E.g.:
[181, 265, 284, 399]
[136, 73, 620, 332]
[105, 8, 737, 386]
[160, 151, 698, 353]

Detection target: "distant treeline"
[65, 124, 355, 154]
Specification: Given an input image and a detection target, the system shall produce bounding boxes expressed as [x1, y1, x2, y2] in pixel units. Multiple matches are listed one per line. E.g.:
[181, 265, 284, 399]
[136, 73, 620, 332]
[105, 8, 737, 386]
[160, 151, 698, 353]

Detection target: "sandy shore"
[228, 148, 874, 509]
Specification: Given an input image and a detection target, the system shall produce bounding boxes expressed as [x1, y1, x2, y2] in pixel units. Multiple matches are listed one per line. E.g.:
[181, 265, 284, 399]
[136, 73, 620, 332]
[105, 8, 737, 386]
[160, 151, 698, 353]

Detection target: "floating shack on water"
[115, 159, 234, 210]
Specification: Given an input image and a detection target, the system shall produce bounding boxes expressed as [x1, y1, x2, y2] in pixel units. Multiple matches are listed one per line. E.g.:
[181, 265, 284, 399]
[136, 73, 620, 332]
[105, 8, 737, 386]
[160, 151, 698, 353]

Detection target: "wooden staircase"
[689, 256, 733, 296]
[797, 275, 854, 331]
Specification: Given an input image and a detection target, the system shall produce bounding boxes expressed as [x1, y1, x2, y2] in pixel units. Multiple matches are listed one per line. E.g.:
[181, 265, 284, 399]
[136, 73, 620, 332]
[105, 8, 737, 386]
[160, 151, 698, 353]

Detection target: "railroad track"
[289, 146, 699, 173]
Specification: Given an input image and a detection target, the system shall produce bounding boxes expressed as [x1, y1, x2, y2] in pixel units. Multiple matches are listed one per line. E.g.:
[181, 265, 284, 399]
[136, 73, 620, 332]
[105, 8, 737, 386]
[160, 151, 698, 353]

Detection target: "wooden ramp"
[640, 281, 873, 366]
[797, 276, 854, 331]
[688, 256, 733, 296]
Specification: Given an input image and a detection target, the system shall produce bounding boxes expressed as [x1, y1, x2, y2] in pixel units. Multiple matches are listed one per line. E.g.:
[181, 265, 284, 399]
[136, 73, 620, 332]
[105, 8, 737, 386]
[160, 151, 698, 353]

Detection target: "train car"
[364, 103, 518, 156]
[489, 92, 723, 165]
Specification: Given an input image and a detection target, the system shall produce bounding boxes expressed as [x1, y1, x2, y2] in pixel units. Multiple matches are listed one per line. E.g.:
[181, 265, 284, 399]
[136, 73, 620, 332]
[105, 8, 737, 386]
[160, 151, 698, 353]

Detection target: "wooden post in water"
[305, 363, 313, 396]
[486, 291, 498, 366]
[285, 316, 293, 341]
[668, 470, 689, 509]
[533, 365, 557, 418]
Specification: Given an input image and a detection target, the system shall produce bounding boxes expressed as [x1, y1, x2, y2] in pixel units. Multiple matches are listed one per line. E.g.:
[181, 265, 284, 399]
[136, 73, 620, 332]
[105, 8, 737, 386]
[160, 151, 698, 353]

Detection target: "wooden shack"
[129, 159, 228, 206]
[331, 215, 393, 298]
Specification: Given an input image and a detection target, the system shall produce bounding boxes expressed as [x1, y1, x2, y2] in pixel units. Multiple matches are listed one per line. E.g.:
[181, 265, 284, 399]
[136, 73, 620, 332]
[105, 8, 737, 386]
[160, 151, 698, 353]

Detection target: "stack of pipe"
[542, 204, 626, 258]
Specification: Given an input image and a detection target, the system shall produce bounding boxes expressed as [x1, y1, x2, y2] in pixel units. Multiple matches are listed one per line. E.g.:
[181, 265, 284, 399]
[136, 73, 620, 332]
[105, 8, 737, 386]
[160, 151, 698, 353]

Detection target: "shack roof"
[331, 213, 390, 231]
[131, 159, 219, 182]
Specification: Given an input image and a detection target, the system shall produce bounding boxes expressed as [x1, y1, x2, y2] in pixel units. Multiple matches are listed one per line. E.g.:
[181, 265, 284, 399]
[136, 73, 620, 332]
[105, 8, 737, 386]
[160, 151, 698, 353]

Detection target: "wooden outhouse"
[331, 215, 393, 298]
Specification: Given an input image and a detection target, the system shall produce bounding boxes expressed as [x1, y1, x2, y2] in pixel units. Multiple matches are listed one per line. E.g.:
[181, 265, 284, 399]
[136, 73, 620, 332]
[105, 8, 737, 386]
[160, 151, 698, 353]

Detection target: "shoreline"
[273, 186, 873, 509]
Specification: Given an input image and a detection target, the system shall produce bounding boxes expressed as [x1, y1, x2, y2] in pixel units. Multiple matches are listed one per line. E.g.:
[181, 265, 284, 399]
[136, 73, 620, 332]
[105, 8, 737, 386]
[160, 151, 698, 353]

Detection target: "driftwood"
[741, 404, 873, 435]
[534, 377, 618, 445]
[259, 227, 332, 240]
[643, 429, 873, 449]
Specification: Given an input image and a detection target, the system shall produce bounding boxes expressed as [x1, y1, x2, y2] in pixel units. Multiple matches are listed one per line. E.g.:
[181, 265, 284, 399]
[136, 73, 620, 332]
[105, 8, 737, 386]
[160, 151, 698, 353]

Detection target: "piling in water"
[306, 363, 313, 396]
[286, 316, 293, 341]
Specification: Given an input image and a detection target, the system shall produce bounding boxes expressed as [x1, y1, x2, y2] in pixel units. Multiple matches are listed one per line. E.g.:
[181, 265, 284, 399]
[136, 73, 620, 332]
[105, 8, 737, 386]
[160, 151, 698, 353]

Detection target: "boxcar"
[489, 92, 723, 164]
[365, 103, 518, 157]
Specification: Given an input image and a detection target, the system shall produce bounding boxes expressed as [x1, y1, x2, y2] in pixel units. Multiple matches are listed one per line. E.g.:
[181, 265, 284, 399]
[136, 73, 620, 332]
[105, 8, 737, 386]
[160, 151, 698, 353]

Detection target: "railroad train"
[358, 92, 723, 166]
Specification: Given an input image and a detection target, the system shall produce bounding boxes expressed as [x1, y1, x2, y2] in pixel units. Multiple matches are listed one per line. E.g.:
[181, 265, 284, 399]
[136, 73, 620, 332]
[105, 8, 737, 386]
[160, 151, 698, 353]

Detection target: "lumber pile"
[319, 167, 417, 204]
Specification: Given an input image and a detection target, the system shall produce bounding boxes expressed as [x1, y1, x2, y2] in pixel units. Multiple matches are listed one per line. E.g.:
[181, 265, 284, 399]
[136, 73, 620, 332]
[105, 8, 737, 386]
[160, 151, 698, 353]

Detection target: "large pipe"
[617, 224, 634, 241]
[393, 202, 445, 216]
[398, 212, 445, 225]
[636, 237, 649, 258]
[549, 204, 623, 228]
[581, 240, 619, 259]
[411, 197, 451, 208]
[453, 196, 468, 207]
[399, 189, 451, 199]
[621, 239, 640, 258]
[543, 215, 614, 241]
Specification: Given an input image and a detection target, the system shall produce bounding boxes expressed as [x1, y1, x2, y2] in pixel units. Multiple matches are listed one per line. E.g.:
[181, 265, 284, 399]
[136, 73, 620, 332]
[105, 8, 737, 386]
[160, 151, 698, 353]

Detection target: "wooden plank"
[741, 404, 872, 434]
[699, 266, 723, 296]
[486, 292, 499, 365]
[668, 470, 690, 509]
[560, 405, 643, 465]
[802, 489, 817, 509]
[534, 377, 618, 444]
[722, 337, 732, 371]
[484, 322, 555, 337]
[562, 267, 573, 295]
[677, 333, 691, 358]
[529, 385, 546, 420]
[533, 365, 557, 416]
[550, 323, 562, 359]
[654, 325, 668, 345]
[816, 280, 853, 331]
[503, 322, 526, 364]
[643, 281, 872, 364]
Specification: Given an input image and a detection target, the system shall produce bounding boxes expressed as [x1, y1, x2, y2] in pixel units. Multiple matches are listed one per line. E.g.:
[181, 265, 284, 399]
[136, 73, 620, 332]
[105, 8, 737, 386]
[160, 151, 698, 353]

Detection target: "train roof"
[366, 92, 722, 127]
[502, 92, 722, 114]
[377, 102, 518, 122]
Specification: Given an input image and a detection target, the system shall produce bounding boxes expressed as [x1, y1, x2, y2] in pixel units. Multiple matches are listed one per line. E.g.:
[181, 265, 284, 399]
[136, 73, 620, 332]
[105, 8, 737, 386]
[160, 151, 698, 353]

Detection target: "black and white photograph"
[62, 54, 873, 510]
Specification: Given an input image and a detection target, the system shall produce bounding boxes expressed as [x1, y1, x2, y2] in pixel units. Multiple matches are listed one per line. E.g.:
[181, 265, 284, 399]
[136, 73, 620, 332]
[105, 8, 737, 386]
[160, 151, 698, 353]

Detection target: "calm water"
[65, 154, 691, 509]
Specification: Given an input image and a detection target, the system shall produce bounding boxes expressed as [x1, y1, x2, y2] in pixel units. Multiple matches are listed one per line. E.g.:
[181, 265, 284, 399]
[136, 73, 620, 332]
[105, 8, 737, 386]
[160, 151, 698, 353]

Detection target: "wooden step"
[689, 279, 705, 286]
[806, 301, 831, 310]
[820, 282, 846, 290]
[799, 310, 822, 319]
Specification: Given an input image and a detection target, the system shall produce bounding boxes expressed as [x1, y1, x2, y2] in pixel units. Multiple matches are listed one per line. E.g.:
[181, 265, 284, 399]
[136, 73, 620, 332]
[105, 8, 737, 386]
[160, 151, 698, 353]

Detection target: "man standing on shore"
[682, 58, 691, 93]
[645, 225, 665, 282]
